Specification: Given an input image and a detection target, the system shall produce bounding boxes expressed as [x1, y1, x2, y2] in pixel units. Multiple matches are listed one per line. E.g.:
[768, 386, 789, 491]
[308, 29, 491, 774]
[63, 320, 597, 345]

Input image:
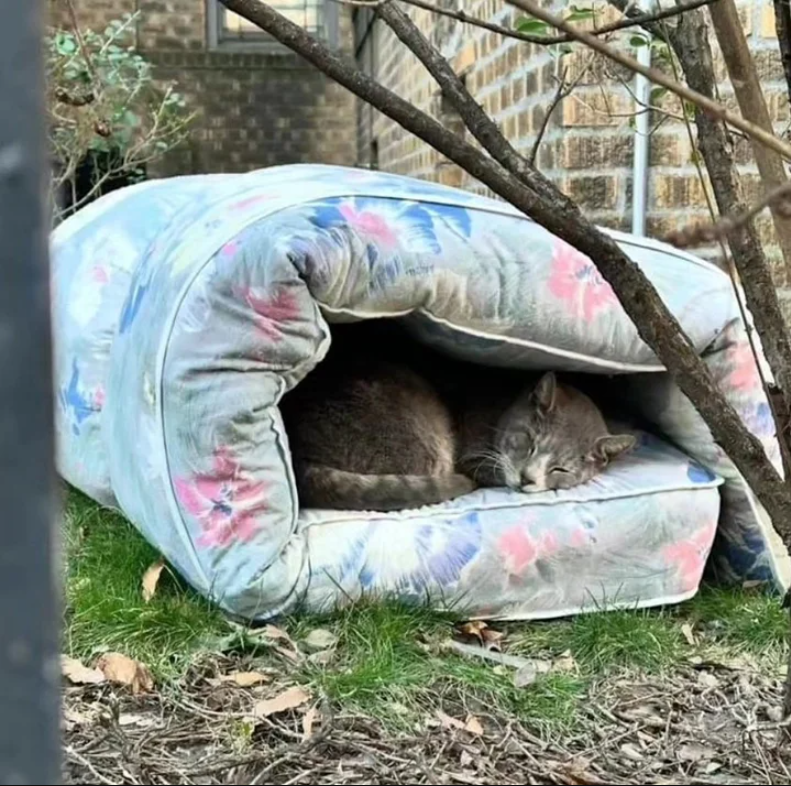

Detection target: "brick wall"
[49, 0, 356, 174]
[355, 1, 791, 305]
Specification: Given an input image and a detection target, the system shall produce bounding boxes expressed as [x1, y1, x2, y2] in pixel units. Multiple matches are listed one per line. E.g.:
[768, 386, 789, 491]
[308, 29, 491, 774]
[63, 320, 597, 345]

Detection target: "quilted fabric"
[50, 164, 788, 620]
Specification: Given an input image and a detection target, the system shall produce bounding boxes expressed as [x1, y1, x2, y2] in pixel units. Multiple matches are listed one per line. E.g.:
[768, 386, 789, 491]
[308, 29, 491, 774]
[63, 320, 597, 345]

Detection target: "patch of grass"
[63, 490, 227, 676]
[508, 607, 685, 675]
[684, 584, 788, 653]
[298, 600, 584, 729]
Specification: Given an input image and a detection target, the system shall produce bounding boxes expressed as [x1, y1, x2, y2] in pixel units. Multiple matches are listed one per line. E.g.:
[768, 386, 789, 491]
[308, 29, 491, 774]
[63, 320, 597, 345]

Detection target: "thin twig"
[506, 0, 791, 163]
[528, 63, 594, 167]
[665, 180, 791, 249]
[335, 0, 719, 46]
[64, 0, 102, 101]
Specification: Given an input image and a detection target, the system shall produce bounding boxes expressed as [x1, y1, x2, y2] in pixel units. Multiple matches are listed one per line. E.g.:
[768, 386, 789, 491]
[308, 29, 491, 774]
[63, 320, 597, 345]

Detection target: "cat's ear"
[592, 433, 636, 464]
[534, 372, 558, 413]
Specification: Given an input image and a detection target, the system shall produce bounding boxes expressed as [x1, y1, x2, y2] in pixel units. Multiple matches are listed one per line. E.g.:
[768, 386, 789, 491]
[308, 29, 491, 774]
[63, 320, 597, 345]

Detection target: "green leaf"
[55, 33, 78, 56]
[516, 17, 549, 35]
[567, 6, 595, 22]
[650, 86, 668, 103]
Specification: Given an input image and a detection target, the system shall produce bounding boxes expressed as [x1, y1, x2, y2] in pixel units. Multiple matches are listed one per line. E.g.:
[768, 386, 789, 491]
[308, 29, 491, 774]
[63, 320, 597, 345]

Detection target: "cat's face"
[494, 372, 635, 493]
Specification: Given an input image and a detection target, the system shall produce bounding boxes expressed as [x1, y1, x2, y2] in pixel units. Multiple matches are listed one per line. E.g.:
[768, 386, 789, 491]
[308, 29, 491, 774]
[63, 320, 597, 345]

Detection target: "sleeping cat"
[280, 325, 635, 511]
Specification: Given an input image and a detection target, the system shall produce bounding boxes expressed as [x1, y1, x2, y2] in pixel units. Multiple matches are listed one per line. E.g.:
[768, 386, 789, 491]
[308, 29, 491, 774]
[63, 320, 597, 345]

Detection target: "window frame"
[206, 0, 338, 53]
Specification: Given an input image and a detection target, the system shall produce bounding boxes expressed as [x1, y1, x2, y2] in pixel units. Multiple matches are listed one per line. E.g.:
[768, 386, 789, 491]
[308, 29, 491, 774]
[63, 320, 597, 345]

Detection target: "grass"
[63, 488, 788, 728]
[64, 490, 227, 676]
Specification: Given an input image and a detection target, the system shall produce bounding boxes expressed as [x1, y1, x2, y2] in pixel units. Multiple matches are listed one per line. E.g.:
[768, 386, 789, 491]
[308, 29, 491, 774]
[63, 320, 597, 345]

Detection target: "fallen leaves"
[436, 711, 484, 736]
[680, 622, 697, 647]
[61, 656, 105, 685]
[62, 652, 154, 695]
[216, 670, 272, 688]
[456, 620, 504, 650]
[514, 658, 552, 688]
[252, 685, 310, 718]
[303, 628, 337, 651]
[141, 558, 166, 602]
[302, 706, 319, 741]
[96, 653, 154, 695]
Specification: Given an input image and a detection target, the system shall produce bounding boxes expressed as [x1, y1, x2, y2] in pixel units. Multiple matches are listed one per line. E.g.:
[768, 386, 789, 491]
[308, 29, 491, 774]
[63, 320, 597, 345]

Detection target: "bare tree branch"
[337, 0, 720, 46]
[529, 65, 575, 168]
[708, 0, 791, 278]
[506, 0, 791, 163]
[216, 1, 791, 546]
[667, 173, 791, 249]
[773, 0, 791, 106]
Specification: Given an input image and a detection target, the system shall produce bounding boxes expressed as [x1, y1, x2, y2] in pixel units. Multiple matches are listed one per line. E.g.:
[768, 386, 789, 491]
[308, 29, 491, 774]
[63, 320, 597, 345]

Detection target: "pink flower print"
[662, 522, 717, 592]
[235, 285, 301, 343]
[569, 528, 588, 548]
[339, 202, 398, 247]
[92, 265, 109, 284]
[726, 340, 761, 393]
[93, 385, 105, 409]
[174, 447, 268, 549]
[219, 239, 241, 259]
[497, 523, 560, 575]
[231, 194, 274, 212]
[547, 239, 617, 322]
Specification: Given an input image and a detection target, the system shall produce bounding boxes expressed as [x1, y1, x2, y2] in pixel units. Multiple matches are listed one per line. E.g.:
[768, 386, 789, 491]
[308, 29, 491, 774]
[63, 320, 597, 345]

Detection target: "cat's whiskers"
[463, 448, 512, 484]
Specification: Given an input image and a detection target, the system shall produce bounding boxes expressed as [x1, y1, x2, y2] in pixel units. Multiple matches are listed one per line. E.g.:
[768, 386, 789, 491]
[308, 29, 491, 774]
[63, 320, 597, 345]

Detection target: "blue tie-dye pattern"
[337, 528, 371, 585]
[425, 202, 472, 238]
[687, 461, 716, 483]
[396, 202, 443, 254]
[307, 201, 345, 230]
[59, 359, 96, 436]
[119, 277, 150, 334]
[748, 401, 774, 437]
[725, 540, 772, 580]
[308, 197, 460, 257]
[401, 512, 482, 592]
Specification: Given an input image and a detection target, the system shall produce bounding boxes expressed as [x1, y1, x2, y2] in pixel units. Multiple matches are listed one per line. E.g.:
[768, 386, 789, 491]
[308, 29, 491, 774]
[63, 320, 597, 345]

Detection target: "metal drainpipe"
[632, 37, 652, 236]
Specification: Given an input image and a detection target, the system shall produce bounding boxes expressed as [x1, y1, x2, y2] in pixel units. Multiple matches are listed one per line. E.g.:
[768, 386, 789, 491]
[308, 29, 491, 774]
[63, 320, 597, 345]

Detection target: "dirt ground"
[63, 654, 790, 785]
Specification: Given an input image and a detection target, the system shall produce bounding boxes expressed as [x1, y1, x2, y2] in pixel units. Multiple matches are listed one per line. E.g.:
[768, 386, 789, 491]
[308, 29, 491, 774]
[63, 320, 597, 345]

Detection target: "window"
[207, 1, 337, 50]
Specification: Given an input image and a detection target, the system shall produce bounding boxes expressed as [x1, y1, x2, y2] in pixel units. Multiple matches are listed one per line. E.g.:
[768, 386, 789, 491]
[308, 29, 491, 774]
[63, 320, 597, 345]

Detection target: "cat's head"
[494, 372, 636, 493]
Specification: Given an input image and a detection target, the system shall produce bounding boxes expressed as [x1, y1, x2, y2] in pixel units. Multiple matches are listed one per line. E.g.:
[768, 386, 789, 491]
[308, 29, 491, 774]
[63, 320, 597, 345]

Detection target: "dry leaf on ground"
[96, 652, 154, 695]
[141, 558, 166, 603]
[678, 743, 716, 762]
[303, 628, 337, 651]
[514, 658, 552, 688]
[554, 650, 578, 673]
[302, 706, 319, 741]
[457, 620, 504, 651]
[61, 655, 106, 686]
[436, 711, 484, 736]
[253, 685, 310, 718]
[217, 671, 272, 688]
[681, 622, 697, 646]
[464, 714, 484, 736]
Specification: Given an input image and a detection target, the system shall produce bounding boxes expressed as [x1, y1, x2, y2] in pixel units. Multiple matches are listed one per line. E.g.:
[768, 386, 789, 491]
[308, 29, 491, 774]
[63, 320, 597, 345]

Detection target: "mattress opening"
[279, 315, 710, 508]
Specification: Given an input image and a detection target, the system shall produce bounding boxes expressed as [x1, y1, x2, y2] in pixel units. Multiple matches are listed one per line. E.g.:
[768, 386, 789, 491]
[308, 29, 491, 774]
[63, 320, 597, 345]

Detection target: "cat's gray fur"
[280, 323, 635, 511]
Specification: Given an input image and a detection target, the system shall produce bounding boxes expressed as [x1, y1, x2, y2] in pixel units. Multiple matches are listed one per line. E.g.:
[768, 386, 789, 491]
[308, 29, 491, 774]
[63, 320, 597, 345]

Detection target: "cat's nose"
[521, 472, 535, 487]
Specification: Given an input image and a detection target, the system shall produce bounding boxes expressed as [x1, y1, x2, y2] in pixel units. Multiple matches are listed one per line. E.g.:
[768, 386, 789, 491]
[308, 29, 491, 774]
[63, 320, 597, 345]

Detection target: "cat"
[280, 322, 636, 511]
[454, 370, 636, 493]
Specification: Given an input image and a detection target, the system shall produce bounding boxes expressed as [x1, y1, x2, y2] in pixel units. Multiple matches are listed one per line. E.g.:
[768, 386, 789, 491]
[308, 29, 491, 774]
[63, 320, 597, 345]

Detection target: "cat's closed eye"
[549, 466, 571, 474]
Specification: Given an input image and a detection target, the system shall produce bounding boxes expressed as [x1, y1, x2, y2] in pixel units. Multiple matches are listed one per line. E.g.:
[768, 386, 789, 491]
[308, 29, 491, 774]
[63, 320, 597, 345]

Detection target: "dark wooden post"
[0, 0, 61, 782]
